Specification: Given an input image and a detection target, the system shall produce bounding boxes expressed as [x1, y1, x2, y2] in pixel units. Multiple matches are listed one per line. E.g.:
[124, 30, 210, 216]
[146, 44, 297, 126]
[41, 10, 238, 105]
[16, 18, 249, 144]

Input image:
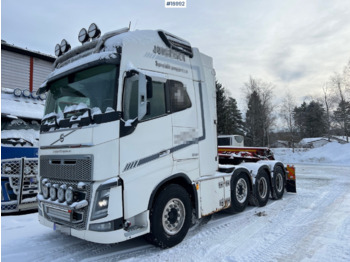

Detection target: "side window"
[123, 75, 139, 120]
[167, 80, 192, 113]
[123, 77, 166, 121]
[143, 82, 166, 121]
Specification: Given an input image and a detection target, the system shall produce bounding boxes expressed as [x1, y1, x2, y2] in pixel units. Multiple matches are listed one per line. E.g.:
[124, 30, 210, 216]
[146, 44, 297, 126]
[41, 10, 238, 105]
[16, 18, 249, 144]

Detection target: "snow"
[1, 92, 45, 120]
[2, 142, 350, 261]
[1, 129, 39, 147]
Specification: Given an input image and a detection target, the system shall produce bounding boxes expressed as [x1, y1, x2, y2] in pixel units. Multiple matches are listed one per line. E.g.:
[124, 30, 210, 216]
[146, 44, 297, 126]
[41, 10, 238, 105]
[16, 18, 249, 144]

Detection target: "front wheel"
[147, 184, 192, 248]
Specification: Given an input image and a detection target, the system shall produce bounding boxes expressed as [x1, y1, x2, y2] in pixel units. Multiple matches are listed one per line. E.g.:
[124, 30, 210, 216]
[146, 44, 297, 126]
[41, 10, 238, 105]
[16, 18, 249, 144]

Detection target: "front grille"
[40, 155, 93, 181]
[1, 158, 38, 206]
[1, 159, 21, 176]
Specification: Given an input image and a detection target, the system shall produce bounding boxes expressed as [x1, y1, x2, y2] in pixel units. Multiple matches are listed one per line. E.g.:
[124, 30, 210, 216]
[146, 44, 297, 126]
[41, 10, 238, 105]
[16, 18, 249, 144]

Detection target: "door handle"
[159, 150, 170, 157]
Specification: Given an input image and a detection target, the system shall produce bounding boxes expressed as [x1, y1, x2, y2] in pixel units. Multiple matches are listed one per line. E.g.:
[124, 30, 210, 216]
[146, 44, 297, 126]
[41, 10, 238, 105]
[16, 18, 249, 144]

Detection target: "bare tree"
[280, 90, 297, 152]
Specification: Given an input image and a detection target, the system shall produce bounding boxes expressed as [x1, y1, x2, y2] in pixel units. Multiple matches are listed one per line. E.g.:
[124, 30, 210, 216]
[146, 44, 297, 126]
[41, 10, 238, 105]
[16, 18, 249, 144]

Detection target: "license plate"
[53, 222, 71, 235]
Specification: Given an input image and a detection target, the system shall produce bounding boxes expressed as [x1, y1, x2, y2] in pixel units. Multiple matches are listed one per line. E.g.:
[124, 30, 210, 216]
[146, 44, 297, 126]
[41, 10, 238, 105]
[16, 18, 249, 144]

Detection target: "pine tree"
[216, 81, 244, 135]
[245, 91, 265, 146]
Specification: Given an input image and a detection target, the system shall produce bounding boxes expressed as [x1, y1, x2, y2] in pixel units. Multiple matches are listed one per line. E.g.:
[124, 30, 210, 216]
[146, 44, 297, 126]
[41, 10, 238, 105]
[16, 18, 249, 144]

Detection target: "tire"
[252, 169, 270, 207]
[225, 172, 250, 214]
[272, 166, 285, 200]
[146, 184, 192, 248]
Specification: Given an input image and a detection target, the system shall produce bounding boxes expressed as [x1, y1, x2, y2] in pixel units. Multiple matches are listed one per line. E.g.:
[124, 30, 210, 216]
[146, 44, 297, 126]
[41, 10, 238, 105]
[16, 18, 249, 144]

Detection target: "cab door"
[119, 71, 173, 219]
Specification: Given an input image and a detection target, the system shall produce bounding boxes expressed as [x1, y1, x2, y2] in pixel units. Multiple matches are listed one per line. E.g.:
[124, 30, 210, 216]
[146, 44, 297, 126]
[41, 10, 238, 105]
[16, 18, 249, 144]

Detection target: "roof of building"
[1, 40, 55, 62]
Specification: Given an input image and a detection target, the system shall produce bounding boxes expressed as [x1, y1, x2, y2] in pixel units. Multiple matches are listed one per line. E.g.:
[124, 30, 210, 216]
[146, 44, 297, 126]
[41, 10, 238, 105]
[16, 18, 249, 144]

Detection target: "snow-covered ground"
[2, 142, 350, 262]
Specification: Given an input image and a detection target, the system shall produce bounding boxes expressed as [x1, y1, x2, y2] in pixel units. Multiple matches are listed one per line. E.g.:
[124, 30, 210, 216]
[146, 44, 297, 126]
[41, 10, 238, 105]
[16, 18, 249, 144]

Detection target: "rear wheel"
[225, 172, 250, 214]
[252, 170, 270, 207]
[272, 166, 285, 200]
[146, 184, 192, 248]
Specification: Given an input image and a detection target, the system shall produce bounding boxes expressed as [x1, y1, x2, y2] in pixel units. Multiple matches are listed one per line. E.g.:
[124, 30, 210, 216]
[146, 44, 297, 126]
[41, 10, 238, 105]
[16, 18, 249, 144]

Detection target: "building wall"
[1, 43, 54, 93]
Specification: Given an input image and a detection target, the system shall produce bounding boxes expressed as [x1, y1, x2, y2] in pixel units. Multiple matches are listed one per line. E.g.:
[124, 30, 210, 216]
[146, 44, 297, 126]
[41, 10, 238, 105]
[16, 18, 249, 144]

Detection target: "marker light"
[60, 39, 71, 53]
[14, 88, 22, 97]
[78, 28, 89, 43]
[23, 90, 31, 98]
[55, 43, 62, 56]
[88, 23, 101, 39]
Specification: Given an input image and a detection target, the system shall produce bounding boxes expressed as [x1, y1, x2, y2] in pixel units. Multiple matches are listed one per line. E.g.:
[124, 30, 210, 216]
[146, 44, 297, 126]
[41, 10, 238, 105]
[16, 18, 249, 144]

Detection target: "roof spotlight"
[78, 28, 89, 43]
[55, 43, 62, 57]
[60, 39, 71, 53]
[88, 23, 101, 39]
[31, 92, 39, 99]
[39, 93, 47, 100]
[14, 88, 22, 97]
[23, 90, 31, 98]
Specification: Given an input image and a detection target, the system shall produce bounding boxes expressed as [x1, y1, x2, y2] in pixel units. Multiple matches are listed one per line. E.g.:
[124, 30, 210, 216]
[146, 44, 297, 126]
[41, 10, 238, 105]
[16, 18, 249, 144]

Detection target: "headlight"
[50, 186, 57, 200]
[65, 187, 74, 204]
[91, 188, 110, 221]
[58, 185, 66, 202]
[33, 165, 39, 175]
[24, 165, 31, 175]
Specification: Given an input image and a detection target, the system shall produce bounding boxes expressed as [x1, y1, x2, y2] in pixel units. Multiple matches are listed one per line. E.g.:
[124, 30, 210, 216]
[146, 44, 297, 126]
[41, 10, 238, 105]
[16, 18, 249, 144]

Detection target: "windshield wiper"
[42, 114, 60, 128]
[64, 108, 93, 122]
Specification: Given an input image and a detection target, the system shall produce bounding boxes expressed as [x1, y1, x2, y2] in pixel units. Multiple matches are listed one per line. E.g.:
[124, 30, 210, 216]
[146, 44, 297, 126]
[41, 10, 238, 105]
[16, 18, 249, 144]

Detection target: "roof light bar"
[23, 90, 31, 98]
[78, 28, 89, 44]
[60, 39, 71, 53]
[14, 88, 22, 97]
[88, 23, 101, 39]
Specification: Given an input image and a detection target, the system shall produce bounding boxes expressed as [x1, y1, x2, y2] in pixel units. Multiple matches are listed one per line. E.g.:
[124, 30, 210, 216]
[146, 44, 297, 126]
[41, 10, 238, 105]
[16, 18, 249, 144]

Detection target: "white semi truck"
[37, 24, 296, 248]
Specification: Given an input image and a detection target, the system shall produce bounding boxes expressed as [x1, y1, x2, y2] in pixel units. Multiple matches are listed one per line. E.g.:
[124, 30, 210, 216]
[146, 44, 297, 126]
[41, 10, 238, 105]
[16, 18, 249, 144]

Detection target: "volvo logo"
[59, 134, 65, 143]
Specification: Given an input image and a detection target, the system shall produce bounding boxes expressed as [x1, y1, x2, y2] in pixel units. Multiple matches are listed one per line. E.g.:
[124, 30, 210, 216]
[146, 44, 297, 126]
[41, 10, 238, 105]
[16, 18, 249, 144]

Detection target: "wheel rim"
[162, 198, 186, 235]
[236, 178, 248, 203]
[276, 173, 283, 192]
[258, 177, 268, 199]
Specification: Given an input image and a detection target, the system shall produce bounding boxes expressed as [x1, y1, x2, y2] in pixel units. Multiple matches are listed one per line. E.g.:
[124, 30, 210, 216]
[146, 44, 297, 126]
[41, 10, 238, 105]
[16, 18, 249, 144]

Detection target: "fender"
[147, 173, 198, 217]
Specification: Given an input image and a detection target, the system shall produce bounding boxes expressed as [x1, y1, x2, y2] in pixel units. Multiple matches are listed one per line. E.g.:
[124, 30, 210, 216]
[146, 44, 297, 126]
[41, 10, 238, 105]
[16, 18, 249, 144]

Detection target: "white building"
[1, 40, 55, 93]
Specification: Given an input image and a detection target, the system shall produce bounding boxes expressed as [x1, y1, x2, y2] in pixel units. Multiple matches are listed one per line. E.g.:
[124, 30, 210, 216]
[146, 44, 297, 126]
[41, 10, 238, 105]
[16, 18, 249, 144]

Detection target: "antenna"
[129, 21, 131, 30]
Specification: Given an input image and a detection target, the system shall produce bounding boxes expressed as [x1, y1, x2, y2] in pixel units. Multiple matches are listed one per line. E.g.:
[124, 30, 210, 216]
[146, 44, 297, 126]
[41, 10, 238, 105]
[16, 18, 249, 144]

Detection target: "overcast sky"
[2, 0, 350, 111]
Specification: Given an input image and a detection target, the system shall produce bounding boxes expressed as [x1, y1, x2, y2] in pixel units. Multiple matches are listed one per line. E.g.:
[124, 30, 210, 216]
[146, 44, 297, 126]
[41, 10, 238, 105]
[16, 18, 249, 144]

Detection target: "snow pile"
[1, 129, 39, 146]
[272, 142, 350, 166]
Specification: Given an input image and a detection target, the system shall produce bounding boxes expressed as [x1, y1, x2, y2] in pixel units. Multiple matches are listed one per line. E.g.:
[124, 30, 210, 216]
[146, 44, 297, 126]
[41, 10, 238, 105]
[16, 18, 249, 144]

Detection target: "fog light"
[50, 186, 57, 200]
[58, 185, 66, 202]
[65, 187, 74, 204]
[89, 221, 113, 232]
[42, 183, 50, 199]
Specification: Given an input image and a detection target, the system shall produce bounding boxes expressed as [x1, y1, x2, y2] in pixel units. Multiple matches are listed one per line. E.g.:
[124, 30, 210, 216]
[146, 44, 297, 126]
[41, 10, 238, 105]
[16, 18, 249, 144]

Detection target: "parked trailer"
[37, 24, 296, 248]
[1, 88, 46, 213]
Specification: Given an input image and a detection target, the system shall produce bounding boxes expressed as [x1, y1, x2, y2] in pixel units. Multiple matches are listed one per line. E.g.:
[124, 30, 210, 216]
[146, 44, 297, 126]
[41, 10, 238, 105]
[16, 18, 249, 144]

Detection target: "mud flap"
[285, 165, 296, 193]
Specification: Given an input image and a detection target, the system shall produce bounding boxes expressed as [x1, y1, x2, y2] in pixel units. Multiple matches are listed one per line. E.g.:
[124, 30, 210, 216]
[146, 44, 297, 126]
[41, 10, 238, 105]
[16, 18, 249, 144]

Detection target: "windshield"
[44, 64, 118, 123]
[1, 117, 40, 146]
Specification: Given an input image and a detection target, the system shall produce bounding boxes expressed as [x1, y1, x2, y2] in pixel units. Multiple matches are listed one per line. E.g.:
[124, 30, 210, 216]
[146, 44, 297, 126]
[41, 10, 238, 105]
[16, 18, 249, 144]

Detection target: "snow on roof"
[1, 91, 45, 120]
